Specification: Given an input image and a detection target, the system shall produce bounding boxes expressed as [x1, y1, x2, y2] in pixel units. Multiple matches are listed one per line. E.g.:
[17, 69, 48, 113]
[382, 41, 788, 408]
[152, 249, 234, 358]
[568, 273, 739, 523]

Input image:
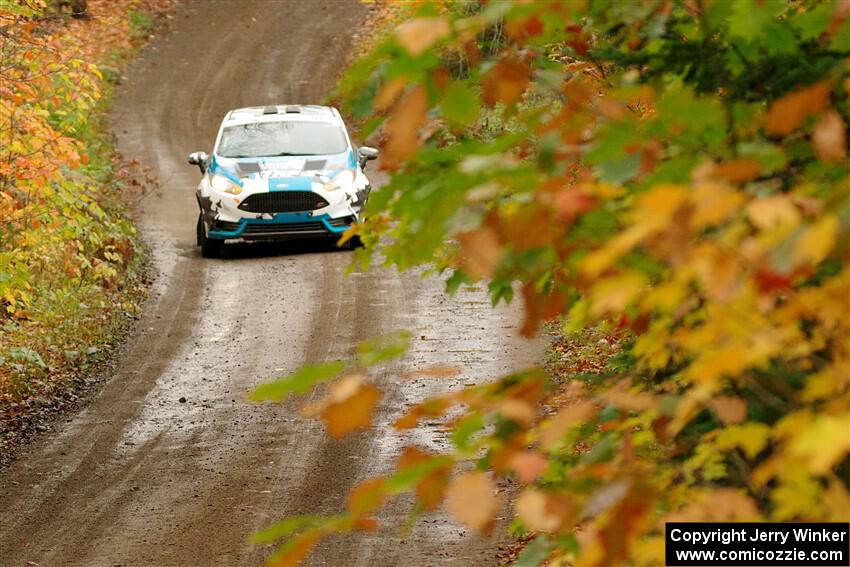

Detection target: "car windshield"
[217, 121, 347, 158]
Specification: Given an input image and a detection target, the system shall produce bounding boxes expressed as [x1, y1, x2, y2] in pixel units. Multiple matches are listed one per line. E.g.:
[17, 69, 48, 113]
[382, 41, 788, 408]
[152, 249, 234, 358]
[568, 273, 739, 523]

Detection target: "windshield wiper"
[267, 152, 328, 157]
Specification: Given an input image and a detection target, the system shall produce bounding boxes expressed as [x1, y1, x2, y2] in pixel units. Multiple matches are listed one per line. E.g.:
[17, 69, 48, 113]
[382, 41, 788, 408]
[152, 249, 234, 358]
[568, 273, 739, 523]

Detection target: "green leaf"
[512, 536, 551, 567]
[442, 81, 480, 127]
[386, 455, 453, 494]
[728, 0, 776, 40]
[250, 361, 347, 401]
[251, 515, 324, 544]
[451, 413, 485, 453]
[8, 346, 47, 369]
[791, 3, 832, 41]
[357, 331, 411, 367]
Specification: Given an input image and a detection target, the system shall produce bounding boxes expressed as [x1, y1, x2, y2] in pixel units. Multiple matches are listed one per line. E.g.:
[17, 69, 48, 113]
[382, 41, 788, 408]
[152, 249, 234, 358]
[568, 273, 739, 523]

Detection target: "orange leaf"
[348, 477, 387, 516]
[445, 471, 500, 533]
[552, 186, 598, 223]
[812, 110, 847, 163]
[710, 159, 762, 184]
[482, 56, 531, 107]
[510, 451, 549, 484]
[395, 17, 450, 56]
[541, 400, 595, 449]
[383, 85, 427, 167]
[398, 447, 452, 511]
[520, 283, 567, 337]
[709, 396, 748, 425]
[374, 77, 408, 113]
[456, 226, 503, 280]
[765, 81, 832, 136]
[268, 530, 322, 567]
[304, 375, 383, 438]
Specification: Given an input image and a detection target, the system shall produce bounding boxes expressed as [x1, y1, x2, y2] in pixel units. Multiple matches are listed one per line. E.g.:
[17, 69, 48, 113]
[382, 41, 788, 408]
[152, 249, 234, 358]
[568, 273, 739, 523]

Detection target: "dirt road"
[0, 1, 537, 565]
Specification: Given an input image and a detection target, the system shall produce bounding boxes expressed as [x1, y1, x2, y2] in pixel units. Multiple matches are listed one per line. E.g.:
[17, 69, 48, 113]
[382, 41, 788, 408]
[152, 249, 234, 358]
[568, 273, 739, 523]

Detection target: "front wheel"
[197, 213, 224, 258]
[347, 235, 364, 249]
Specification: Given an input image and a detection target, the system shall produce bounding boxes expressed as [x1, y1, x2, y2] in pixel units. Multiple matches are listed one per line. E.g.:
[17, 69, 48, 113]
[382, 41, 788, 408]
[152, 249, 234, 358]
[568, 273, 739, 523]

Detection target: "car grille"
[242, 222, 327, 237]
[238, 191, 329, 213]
[212, 219, 241, 231]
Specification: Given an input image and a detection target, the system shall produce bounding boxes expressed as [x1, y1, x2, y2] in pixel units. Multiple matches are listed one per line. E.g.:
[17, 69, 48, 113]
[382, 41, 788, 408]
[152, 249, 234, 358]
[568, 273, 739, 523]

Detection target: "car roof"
[223, 105, 341, 126]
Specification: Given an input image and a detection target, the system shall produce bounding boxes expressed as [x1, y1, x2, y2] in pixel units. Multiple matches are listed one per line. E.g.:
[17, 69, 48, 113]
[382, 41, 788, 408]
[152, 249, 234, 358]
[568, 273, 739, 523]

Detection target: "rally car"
[187, 104, 378, 257]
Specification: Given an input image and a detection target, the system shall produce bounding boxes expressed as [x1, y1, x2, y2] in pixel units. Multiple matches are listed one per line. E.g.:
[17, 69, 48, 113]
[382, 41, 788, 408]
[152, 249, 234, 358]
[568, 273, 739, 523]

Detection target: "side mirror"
[357, 146, 379, 169]
[187, 151, 209, 173]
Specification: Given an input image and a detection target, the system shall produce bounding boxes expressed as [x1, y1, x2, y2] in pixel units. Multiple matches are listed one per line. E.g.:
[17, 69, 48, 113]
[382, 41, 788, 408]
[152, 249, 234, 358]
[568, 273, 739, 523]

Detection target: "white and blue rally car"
[187, 104, 378, 257]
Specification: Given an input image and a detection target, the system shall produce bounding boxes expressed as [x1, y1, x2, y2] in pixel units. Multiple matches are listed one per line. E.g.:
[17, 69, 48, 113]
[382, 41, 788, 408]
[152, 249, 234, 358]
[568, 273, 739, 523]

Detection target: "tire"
[347, 235, 364, 249]
[197, 213, 224, 258]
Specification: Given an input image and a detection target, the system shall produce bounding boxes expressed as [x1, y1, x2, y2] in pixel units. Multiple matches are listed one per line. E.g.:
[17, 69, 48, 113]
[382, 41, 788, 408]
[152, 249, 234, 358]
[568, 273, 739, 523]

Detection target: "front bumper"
[207, 212, 355, 241]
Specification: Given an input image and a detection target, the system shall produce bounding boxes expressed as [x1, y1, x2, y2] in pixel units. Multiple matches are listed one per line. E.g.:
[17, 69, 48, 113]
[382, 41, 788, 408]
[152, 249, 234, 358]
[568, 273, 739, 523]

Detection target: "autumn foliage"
[0, 0, 164, 425]
[257, 1, 850, 565]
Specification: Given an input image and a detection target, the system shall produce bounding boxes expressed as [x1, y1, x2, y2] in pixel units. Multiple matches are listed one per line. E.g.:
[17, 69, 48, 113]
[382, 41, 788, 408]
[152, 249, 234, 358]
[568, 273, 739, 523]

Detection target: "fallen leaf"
[401, 365, 461, 380]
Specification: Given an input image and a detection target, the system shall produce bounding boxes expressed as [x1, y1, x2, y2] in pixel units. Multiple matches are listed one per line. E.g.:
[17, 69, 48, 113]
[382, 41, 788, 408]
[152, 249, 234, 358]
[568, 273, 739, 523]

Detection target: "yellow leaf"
[444, 471, 499, 533]
[788, 413, 850, 475]
[794, 215, 839, 267]
[690, 183, 745, 230]
[747, 195, 801, 230]
[589, 271, 647, 317]
[396, 17, 451, 56]
[516, 489, 561, 532]
[715, 423, 770, 459]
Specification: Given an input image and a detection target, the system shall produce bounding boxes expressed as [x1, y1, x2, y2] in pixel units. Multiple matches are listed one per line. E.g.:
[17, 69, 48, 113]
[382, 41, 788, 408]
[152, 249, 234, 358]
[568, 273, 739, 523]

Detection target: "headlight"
[210, 173, 242, 195]
[323, 170, 355, 192]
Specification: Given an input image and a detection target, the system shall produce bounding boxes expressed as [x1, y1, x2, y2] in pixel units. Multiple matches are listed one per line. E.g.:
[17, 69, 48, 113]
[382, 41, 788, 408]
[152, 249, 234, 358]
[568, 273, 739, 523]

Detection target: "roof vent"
[262, 105, 278, 115]
[285, 105, 301, 113]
